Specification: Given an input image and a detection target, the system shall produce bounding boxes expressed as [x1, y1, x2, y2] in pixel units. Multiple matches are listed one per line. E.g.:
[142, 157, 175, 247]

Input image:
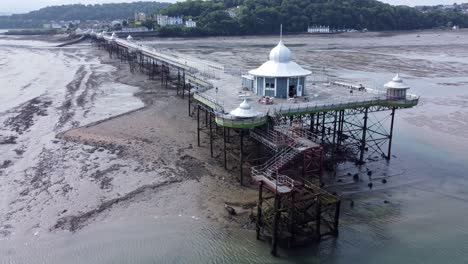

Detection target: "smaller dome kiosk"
[230, 99, 259, 118]
[385, 74, 410, 100]
[110, 32, 117, 42]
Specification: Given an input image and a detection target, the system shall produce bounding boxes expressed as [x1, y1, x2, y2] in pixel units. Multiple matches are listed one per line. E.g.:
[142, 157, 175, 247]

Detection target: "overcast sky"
[0, 0, 464, 14]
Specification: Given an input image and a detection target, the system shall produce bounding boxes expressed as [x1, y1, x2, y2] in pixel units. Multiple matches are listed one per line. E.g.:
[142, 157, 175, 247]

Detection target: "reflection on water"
[0, 217, 293, 264]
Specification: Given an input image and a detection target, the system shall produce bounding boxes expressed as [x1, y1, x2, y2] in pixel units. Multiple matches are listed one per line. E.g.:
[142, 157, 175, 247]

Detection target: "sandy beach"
[0, 35, 257, 241]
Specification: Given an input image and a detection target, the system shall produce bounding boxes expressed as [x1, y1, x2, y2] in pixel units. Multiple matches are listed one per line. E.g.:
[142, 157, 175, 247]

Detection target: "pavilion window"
[263, 78, 276, 97]
[265, 78, 275, 89]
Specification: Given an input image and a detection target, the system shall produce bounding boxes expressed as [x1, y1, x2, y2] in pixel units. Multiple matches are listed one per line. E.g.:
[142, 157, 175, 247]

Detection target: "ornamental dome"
[110, 32, 117, 41]
[269, 41, 291, 63]
[127, 35, 133, 41]
[249, 41, 311, 78]
[229, 99, 259, 118]
[384, 74, 410, 90]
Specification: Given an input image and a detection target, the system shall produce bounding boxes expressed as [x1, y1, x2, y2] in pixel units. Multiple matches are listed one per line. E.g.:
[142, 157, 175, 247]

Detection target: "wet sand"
[0, 36, 257, 242]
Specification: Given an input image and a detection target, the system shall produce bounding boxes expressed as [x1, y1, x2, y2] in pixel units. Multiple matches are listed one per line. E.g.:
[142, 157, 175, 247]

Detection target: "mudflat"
[0, 35, 256, 241]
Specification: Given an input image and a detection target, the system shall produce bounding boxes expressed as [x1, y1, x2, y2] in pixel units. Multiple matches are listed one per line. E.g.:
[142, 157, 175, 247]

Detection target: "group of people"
[258, 96, 274, 104]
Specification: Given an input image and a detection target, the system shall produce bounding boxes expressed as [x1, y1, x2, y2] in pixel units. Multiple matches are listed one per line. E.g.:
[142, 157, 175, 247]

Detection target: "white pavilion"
[242, 39, 311, 99]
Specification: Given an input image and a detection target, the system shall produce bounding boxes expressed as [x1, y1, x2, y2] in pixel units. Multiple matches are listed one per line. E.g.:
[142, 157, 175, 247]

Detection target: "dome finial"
[280, 24, 283, 42]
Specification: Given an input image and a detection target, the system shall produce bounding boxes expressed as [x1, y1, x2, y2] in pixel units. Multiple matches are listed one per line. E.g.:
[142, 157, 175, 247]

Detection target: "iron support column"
[359, 107, 369, 164]
[315, 196, 321, 241]
[387, 107, 396, 160]
[256, 182, 263, 240]
[197, 105, 201, 147]
[223, 127, 227, 169]
[333, 200, 341, 237]
[271, 194, 281, 256]
[240, 129, 244, 186]
[188, 84, 191, 117]
[209, 112, 213, 158]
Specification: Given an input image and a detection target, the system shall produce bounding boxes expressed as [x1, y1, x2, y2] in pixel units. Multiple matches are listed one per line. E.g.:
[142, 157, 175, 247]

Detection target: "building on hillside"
[156, 15, 168, 26]
[245, 40, 311, 98]
[135, 12, 146, 22]
[226, 10, 237, 18]
[185, 19, 197, 28]
[168, 16, 183, 25]
[307, 25, 331, 34]
[51, 23, 63, 29]
[156, 14, 183, 26]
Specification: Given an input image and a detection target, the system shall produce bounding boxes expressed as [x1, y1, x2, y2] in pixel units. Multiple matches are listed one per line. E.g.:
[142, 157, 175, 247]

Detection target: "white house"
[307, 25, 331, 34]
[185, 19, 197, 28]
[157, 15, 183, 26]
[135, 12, 146, 22]
[168, 16, 183, 25]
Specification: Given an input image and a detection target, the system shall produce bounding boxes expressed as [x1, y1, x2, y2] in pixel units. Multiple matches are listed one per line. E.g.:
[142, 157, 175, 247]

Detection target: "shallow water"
[2, 31, 468, 263]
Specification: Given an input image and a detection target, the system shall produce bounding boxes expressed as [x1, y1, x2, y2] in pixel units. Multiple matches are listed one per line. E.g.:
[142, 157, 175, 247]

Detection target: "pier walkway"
[99, 33, 419, 129]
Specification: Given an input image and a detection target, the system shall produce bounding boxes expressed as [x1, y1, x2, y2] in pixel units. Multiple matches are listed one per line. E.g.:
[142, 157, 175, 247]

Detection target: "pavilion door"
[289, 85, 297, 97]
[288, 77, 299, 97]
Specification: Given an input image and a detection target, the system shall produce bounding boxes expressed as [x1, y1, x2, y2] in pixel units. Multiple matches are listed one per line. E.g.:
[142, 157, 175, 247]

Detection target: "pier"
[89, 31, 419, 256]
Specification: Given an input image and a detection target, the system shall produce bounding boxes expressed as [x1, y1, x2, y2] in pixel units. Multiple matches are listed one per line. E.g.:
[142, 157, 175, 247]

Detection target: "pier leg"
[223, 127, 227, 169]
[209, 112, 214, 158]
[197, 105, 201, 147]
[359, 107, 369, 164]
[165, 66, 168, 89]
[182, 77, 185, 99]
[316, 113, 320, 137]
[338, 110, 344, 145]
[315, 196, 321, 241]
[387, 107, 396, 160]
[256, 182, 263, 240]
[240, 129, 244, 186]
[333, 200, 341, 237]
[310, 113, 315, 134]
[321, 112, 326, 143]
[177, 68, 180, 95]
[332, 111, 338, 175]
[288, 192, 296, 248]
[271, 194, 281, 256]
[188, 84, 192, 117]
[182, 70, 186, 99]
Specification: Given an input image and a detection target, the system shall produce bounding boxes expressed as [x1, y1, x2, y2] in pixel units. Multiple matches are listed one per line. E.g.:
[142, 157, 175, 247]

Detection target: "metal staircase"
[251, 112, 322, 194]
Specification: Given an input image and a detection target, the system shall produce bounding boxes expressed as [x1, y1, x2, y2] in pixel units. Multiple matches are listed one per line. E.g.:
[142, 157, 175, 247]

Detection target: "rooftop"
[248, 40, 311, 77]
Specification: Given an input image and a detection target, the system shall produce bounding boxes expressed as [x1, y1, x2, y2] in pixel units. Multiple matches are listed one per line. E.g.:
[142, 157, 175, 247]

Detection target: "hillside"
[1, 0, 467, 34]
[0, 1, 169, 29]
[157, 0, 468, 36]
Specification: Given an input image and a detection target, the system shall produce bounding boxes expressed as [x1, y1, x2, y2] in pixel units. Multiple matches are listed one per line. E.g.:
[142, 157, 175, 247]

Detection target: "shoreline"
[0, 36, 258, 241]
